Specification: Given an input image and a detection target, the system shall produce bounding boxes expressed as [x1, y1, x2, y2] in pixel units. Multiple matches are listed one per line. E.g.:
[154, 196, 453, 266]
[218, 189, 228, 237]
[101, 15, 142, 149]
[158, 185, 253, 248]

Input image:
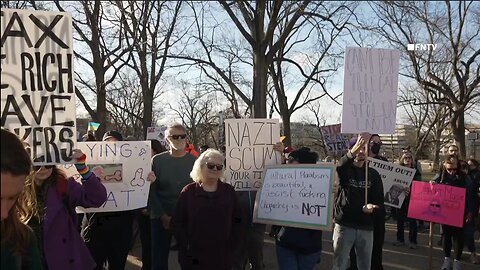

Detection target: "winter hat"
[102, 130, 123, 141]
[288, 147, 319, 164]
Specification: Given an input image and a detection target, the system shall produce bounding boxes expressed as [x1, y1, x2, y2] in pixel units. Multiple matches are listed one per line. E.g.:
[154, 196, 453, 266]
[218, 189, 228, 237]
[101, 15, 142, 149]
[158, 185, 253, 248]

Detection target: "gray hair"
[190, 149, 225, 183]
[165, 123, 186, 137]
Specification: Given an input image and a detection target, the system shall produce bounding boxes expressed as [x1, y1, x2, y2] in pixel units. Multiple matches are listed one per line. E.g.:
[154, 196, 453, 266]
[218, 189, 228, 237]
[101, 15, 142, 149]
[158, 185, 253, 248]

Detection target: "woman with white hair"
[172, 149, 244, 270]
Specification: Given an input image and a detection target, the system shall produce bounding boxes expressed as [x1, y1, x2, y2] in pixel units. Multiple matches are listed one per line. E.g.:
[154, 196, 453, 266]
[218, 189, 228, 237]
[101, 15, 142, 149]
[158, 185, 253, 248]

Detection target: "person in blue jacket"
[275, 147, 323, 270]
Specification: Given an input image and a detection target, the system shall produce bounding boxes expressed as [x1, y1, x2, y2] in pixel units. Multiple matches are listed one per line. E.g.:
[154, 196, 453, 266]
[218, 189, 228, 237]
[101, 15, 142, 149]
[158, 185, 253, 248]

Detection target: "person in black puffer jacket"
[275, 147, 323, 270]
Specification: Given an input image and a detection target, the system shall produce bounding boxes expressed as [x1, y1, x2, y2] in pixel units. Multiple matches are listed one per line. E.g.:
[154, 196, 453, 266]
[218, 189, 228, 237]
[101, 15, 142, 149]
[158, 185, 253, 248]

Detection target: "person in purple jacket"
[18, 149, 107, 270]
[172, 149, 244, 270]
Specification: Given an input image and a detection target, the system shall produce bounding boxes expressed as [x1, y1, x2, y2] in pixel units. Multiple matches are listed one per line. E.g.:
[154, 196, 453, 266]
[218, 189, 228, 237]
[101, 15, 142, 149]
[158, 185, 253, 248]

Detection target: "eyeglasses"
[206, 163, 223, 171]
[404, 157, 413, 160]
[33, 165, 55, 171]
[430, 203, 441, 208]
[168, 134, 187, 140]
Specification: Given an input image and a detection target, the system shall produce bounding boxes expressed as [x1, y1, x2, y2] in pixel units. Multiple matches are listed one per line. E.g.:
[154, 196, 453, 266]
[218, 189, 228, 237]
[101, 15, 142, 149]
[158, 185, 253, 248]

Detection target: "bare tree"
[106, 71, 163, 139]
[113, 0, 184, 137]
[399, 83, 451, 169]
[366, 1, 480, 159]
[168, 80, 219, 149]
[171, 1, 334, 119]
[267, 1, 353, 145]
[46, 0, 131, 138]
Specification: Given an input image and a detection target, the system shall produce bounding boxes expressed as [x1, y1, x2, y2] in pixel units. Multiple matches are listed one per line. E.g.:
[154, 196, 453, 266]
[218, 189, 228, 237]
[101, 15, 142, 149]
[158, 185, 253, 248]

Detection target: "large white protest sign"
[1, 9, 76, 165]
[225, 119, 282, 191]
[341, 47, 400, 134]
[61, 141, 151, 212]
[146, 126, 169, 149]
[253, 164, 335, 230]
[368, 157, 416, 208]
[320, 124, 353, 154]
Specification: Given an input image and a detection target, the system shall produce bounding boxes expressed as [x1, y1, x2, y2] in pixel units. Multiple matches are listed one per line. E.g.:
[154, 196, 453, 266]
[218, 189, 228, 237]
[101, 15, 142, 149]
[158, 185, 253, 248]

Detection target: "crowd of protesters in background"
[2, 126, 479, 270]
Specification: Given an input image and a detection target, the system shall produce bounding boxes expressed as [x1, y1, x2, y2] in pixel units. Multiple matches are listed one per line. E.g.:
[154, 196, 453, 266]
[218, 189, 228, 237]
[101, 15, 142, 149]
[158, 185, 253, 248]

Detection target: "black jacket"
[334, 153, 384, 230]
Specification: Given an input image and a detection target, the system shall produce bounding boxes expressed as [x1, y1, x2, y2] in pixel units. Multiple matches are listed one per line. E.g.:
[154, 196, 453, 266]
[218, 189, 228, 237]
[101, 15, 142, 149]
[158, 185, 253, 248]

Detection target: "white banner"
[368, 157, 416, 208]
[146, 126, 169, 149]
[341, 47, 400, 134]
[1, 9, 76, 165]
[61, 141, 152, 212]
[225, 119, 281, 191]
[253, 164, 335, 231]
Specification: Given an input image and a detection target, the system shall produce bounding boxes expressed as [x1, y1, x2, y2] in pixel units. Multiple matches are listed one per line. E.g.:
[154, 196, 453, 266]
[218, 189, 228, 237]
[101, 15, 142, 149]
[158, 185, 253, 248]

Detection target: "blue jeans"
[276, 245, 321, 270]
[151, 218, 172, 270]
[333, 223, 373, 270]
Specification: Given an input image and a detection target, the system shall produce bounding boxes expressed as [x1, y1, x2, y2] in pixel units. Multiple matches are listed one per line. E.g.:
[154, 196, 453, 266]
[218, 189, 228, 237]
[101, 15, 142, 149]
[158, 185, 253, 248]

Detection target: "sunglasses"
[404, 157, 413, 160]
[206, 163, 223, 171]
[33, 165, 56, 170]
[430, 203, 441, 208]
[168, 134, 187, 140]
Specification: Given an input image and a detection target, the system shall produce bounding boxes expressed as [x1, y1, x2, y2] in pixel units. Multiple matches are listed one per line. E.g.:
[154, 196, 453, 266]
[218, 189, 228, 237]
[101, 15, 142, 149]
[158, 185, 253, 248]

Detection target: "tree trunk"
[142, 89, 154, 139]
[94, 72, 106, 140]
[252, 51, 268, 118]
[433, 128, 442, 173]
[450, 110, 466, 160]
[282, 113, 292, 147]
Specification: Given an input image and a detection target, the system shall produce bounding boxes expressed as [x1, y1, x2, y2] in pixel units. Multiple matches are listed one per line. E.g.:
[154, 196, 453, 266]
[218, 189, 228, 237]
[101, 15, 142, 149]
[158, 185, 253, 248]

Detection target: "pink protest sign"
[407, 182, 466, 228]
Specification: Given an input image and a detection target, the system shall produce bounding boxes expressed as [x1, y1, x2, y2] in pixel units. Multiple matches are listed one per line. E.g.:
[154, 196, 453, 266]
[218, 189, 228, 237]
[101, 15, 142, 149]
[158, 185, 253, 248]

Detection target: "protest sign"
[1, 9, 76, 165]
[408, 182, 466, 228]
[341, 47, 400, 134]
[368, 157, 416, 208]
[61, 141, 152, 212]
[253, 164, 335, 230]
[146, 126, 169, 149]
[225, 119, 282, 191]
[320, 124, 353, 154]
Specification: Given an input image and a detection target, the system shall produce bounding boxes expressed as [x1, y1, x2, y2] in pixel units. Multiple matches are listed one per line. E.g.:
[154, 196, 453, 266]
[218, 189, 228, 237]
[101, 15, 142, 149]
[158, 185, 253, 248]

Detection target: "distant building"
[378, 124, 417, 161]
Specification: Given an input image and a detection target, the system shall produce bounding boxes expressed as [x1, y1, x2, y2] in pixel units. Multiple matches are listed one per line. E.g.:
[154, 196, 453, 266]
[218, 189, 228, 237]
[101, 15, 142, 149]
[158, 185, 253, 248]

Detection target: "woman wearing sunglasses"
[433, 156, 476, 270]
[17, 150, 107, 270]
[392, 153, 422, 249]
[172, 149, 244, 270]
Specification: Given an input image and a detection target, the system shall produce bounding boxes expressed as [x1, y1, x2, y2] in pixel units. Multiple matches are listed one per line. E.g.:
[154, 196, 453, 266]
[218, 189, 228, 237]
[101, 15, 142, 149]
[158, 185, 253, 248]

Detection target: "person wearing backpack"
[18, 149, 107, 270]
[1, 129, 43, 270]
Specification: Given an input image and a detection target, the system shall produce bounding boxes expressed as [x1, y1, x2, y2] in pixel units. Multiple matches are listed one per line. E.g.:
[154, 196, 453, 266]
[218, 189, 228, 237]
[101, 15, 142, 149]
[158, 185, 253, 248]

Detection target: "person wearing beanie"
[84, 130, 156, 270]
[332, 133, 384, 270]
[275, 147, 323, 270]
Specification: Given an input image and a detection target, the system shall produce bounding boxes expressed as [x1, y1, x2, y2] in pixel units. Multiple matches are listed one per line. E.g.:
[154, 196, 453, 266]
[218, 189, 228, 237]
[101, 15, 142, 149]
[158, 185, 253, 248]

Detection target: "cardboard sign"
[146, 126, 169, 149]
[368, 158, 416, 208]
[1, 9, 76, 165]
[408, 182, 466, 228]
[341, 47, 400, 134]
[225, 119, 282, 191]
[320, 124, 353, 154]
[61, 141, 152, 213]
[253, 164, 335, 231]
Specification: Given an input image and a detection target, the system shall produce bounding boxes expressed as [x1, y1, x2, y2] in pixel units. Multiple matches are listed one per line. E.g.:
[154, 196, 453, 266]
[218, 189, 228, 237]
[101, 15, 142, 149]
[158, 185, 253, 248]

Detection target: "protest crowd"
[1, 5, 479, 270]
[2, 124, 480, 270]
